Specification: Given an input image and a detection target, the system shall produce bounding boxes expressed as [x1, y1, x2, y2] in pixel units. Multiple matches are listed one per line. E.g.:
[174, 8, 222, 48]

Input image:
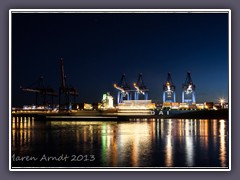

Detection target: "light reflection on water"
[165, 119, 173, 167]
[219, 120, 227, 167]
[11, 117, 229, 168]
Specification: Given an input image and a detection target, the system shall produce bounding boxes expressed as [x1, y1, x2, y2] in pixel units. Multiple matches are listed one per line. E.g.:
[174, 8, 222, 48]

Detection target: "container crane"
[163, 72, 176, 102]
[113, 74, 131, 104]
[59, 58, 79, 110]
[182, 72, 196, 104]
[20, 76, 57, 108]
[133, 73, 149, 100]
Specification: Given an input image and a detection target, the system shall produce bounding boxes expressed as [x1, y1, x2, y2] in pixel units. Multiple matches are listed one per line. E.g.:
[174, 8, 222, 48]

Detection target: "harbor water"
[11, 117, 229, 169]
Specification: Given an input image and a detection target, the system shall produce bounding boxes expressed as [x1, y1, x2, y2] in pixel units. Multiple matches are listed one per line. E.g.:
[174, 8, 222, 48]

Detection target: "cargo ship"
[12, 98, 228, 120]
[109, 100, 228, 119]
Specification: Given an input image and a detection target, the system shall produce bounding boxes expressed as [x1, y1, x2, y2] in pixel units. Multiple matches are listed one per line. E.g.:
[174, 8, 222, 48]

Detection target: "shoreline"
[11, 109, 229, 121]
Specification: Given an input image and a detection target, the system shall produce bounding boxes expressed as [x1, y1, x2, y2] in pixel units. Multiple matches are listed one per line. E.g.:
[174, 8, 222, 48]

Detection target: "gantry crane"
[182, 72, 196, 103]
[163, 72, 176, 102]
[20, 76, 57, 108]
[133, 73, 149, 100]
[59, 58, 79, 110]
[113, 74, 132, 104]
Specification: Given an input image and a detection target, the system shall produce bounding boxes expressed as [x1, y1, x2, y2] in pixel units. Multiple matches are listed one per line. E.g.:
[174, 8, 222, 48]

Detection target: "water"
[11, 117, 229, 168]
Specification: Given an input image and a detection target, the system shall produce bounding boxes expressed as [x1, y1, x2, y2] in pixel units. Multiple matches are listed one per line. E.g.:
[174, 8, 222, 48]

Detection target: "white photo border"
[9, 9, 231, 171]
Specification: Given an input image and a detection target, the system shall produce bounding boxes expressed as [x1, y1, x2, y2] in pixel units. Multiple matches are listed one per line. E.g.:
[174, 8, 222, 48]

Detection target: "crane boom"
[113, 84, 126, 93]
[133, 73, 148, 94]
[21, 88, 41, 93]
[133, 83, 145, 95]
[21, 87, 58, 96]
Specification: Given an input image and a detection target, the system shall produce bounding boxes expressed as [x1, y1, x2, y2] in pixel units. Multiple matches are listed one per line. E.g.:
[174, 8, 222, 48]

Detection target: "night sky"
[11, 12, 229, 106]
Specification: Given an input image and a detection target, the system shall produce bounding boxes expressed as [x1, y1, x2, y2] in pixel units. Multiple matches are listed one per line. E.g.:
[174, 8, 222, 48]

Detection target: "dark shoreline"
[166, 109, 228, 119]
[12, 109, 229, 121]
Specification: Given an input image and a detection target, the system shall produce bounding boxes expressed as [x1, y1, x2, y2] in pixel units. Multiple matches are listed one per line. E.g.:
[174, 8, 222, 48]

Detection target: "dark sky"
[12, 12, 229, 106]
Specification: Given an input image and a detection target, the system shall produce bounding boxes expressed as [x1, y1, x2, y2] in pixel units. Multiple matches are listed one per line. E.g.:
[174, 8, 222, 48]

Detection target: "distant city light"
[219, 98, 226, 108]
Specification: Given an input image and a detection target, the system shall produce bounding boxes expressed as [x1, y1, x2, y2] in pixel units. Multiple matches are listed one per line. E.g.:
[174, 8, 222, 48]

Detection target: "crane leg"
[145, 92, 148, 100]
[182, 91, 184, 103]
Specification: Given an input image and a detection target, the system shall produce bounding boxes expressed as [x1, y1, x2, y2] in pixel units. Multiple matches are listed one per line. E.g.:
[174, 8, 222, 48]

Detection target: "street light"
[219, 98, 225, 109]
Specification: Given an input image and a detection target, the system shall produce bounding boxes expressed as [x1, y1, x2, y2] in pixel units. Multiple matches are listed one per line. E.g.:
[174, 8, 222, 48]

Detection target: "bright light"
[167, 85, 170, 91]
[186, 85, 192, 94]
[219, 98, 226, 108]
[219, 98, 225, 105]
[220, 98, 225, 104]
